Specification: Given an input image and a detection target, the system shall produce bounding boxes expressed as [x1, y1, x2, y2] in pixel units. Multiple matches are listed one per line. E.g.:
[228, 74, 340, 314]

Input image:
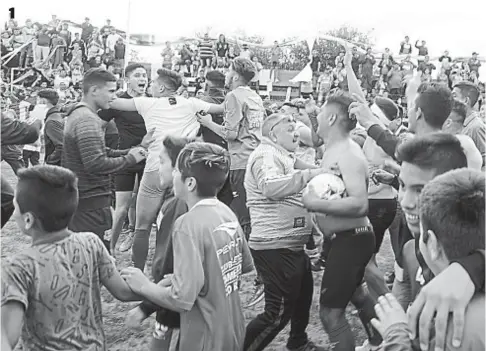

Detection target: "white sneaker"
[356, 340, 382, 351]
[119, 231, 135, 252]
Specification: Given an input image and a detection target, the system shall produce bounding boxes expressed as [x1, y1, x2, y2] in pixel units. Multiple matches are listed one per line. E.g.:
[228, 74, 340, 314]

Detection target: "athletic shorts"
[368, 198, 397, 253]
[115, 168, 144, 192]
[69, 206, 112, 241]
[139, 170, 167, 199]
[319, 226, 375, 308]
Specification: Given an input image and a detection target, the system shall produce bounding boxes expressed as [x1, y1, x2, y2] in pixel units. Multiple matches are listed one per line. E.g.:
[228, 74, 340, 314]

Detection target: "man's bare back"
[319, 138, 370, 233]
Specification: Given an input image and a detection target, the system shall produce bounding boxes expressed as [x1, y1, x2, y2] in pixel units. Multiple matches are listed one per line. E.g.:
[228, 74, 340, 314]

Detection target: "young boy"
[121, 142, 254, 351]
[371, 168, 485, 350]
[1, 165, 140, 351]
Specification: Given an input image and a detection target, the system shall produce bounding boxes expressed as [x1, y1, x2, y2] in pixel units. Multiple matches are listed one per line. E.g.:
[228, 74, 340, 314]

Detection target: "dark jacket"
[139, 195, 188, 327]
[44, 107, 64, 166]
[198, 88, 227, 149]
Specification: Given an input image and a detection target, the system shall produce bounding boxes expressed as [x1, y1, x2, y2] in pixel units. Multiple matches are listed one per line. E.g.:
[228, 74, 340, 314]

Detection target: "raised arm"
[109, 97, 137, 112]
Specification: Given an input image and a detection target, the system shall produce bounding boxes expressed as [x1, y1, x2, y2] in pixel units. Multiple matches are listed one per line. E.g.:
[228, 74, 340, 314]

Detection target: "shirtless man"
[302, 92, 380, 351]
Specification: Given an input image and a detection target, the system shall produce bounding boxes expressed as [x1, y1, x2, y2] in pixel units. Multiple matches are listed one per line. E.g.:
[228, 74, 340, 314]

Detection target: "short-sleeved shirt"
[1, 232, 117, 351]
[133, 96, 211, 171]
[162, 199, 254, 350]
[223, 86, 264, 170]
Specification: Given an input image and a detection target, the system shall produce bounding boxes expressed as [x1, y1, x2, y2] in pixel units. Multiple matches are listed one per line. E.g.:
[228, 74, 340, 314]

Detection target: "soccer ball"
[304, 173, 346, 236]
[304, 173, 346, 200]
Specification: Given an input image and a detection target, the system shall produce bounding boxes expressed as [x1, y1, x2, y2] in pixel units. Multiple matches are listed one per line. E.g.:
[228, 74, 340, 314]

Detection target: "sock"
[328, 319, 355, 351]
[131, 229, 150, 270]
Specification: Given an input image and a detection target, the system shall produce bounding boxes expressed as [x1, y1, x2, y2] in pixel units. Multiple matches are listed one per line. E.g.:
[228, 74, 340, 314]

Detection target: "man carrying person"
[98, 63, 149, 254]
[196, 57, 266, 306]
[109, 68, 224, 271]
[62, 68, 148, 252]
[302, 92, 381, 351]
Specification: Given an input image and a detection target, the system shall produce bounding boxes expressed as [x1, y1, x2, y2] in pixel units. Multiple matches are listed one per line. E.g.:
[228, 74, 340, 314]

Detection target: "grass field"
[1, 162, 395, 351]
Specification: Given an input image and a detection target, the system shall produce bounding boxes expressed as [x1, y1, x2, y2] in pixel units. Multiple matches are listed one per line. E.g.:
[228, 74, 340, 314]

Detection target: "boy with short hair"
[371, 168, 485, 350]
[1, 165, 140, 351]
[121, 142, 254, 351]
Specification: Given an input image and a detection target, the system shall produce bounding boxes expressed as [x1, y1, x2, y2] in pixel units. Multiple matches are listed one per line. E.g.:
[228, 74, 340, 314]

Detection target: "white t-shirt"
[133, 96, 212, 171]
[456, 134, 482, 171]
[106, 33, 121, 51]
[23, 104, 47, 152]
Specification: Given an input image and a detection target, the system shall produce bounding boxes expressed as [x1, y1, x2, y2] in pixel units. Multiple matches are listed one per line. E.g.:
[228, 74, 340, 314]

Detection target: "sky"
[5, 0, 486, 57]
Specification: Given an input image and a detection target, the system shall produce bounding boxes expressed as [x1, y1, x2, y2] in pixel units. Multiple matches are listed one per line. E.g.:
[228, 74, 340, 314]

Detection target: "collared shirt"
[462, 111, 485, 170]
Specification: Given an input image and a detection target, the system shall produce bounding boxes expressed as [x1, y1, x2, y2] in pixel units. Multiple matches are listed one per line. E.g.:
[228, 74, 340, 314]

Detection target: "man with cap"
[243, 113, 325, 351]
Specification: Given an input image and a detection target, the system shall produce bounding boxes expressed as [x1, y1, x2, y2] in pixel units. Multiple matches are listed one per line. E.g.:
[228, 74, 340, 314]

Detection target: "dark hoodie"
[44, 106, 64, 166]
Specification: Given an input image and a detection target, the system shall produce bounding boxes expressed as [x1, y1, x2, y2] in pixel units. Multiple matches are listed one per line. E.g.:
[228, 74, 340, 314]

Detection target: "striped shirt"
[62, 103, 137, 204]
[245, 138, 313, 251]
[198, 40, 214, 59]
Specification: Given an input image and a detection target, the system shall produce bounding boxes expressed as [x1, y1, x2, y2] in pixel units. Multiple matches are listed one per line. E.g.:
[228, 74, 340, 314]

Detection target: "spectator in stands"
[20, 19, 35, 68]
[195, 69, 206, 92]
[106, 27, 121, 55]
[270, 41, 282, 83]
[161, 41, 174, 69]
[48, 15, 61, 30]
[239, 43, 252, 60]
[468, 52, 481, 76]
[71, 33, 85, 57]
[214, 34, 229, 65]
[199, 33, 214, 71]
[351, 47, 361, 76]
[400, 54, 416, 77]
[387, 62, 404, 102]
[179, 42, 193, 76]
[415, 40, 428, 58]
[399, 36, 412, 55]
[59, 22, 72, 48]
[81, 17, 93, 43]
[100, 19, 113, 50]
[114, 37, 126, 69]
[418, 55, 436, 73]
[50, 31, 66, 68]
[251, 56, 263, 95]
[335, 51, 345, 66]
[361, 47, 376, 92]
[439, 50, 453, 76]
[378, 52, 393, 80]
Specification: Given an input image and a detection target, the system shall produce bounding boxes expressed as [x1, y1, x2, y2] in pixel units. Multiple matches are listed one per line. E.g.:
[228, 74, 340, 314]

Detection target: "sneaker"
[356, 340, 383, 351]
[246, 283, 265, 308]
[311, 258, 326, 272]
[119, 231, 135, 252]
[287, 341, 326, 351]
[121, 225, 134, 235]
[305, 248, 319, 259]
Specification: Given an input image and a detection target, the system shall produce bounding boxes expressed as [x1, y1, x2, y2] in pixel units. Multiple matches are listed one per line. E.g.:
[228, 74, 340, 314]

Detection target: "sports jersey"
[133, 96, 211, 172]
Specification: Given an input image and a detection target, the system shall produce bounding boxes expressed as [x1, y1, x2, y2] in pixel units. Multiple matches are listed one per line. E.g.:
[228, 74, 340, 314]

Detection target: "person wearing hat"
[468, 52, 482, 76]
[244, 112, 326, 351]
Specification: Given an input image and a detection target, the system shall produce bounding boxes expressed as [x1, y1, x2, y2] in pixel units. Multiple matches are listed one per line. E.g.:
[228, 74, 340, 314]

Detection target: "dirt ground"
[1, 163, 395, 351]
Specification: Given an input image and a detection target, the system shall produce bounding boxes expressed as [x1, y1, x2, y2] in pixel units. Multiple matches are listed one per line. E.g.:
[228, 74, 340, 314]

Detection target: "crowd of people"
[1, 14, 485, 351]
